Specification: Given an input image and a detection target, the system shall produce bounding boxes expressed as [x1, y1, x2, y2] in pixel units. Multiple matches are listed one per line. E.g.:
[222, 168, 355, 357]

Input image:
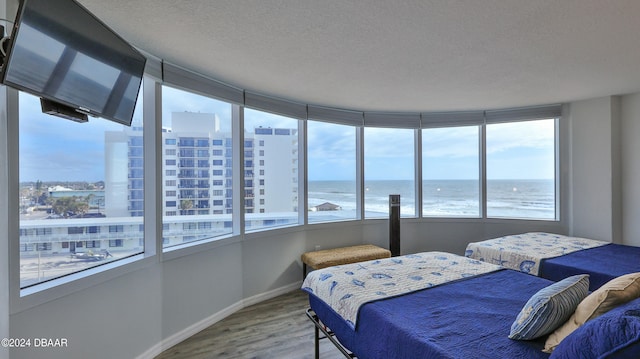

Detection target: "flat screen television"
[0, 0, 146, 125]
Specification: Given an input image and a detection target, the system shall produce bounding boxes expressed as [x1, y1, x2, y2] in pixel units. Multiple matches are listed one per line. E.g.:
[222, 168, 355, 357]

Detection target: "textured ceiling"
[75, 0, 640, 112]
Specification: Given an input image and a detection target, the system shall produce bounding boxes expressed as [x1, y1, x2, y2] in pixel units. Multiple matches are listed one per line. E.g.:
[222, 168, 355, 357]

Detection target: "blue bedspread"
[309, 269, 553, 359]
[541, 244, 640, 290]
[302, 252, 501, 327]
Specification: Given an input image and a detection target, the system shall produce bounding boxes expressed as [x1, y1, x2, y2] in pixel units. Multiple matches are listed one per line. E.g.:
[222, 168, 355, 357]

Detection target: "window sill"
[162, 234, 241, 261]
[13, 253, 156, 314]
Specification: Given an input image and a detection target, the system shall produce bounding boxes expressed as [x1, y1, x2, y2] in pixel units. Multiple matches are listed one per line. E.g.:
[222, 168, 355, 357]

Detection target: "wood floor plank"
[155, 290, 347, 359]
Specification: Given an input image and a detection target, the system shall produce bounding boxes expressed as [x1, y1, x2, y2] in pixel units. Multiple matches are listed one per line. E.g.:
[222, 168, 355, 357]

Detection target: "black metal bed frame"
[305, 308, 356, 359]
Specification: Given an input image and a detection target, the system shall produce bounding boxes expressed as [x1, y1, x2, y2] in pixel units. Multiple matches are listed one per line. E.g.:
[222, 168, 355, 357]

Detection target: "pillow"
[549, 305, 640, 358]
[509, 274, 589, 340]
[544, 272, 640, 352]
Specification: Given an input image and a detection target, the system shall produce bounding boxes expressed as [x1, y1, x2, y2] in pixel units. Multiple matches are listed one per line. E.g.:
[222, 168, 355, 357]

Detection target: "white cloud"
[364, 127, 414, 158]
[487, 119, 555, 154]
[162, 85, 233, 130]
[423, 126, 478, 158]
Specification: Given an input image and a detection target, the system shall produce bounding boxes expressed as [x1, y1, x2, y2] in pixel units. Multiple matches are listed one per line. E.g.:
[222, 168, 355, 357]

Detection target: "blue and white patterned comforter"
[301, 251, 501, 328]
[465, 232, 609, 275]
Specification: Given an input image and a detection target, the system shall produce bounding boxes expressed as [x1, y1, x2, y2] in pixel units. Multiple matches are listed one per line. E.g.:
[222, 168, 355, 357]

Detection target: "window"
[36, 243, 52, 251]
[307, 120, 357, 223]
[108, 225, 124, 233]
[486, 119, 556, 219]
[161, 86, 233, 248]
[364, 127, 416, 218]
[35, 227, 52, 235]
[18, 88, 144, 288]
[68, 227, 84, 235]
[109, 240, 123, 247]
[244, 108, 300, 231]
[85, 241, 100, 248]
[422, 126, 480, 217]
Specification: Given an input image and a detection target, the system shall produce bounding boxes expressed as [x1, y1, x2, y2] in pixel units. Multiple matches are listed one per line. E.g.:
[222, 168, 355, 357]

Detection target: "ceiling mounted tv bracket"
[0, 25, 9, 70]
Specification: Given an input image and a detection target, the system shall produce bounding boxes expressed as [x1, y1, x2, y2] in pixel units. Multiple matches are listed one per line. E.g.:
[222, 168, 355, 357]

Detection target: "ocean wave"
[308, 180, 555, 218]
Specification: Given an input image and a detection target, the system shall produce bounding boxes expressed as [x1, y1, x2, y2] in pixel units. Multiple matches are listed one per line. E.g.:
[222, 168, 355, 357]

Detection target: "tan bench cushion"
[301, 244, 391, 270]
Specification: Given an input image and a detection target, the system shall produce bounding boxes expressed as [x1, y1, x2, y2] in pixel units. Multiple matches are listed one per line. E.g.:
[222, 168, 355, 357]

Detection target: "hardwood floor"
[155, 290, 347, 359]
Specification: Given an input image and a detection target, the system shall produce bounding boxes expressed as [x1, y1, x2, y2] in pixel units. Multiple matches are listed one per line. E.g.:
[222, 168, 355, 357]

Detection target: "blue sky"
[18, 87, 555, 183]
[19, 93, 125, 182]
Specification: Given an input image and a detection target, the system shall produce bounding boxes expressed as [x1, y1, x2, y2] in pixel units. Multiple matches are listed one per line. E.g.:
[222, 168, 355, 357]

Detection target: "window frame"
[420, 119, 559, 221]
[484, 118, 558, 220]
[242, 107, 304, 233]
[306, 119, 360, 224]
[421, 124, 482, 219]
[5, 53, 564, 313]
[363, 126, 419, 219]
[10, 76, 159, 312]
[159, 84, 238, 251]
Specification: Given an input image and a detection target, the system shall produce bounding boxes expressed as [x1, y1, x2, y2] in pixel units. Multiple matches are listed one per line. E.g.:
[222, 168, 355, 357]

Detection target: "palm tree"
[180, 199, 194, 210]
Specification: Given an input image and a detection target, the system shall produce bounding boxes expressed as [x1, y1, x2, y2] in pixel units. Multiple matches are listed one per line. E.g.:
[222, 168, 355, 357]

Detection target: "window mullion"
[356, 126, 364, 221]
[415, 129, 422, 218]
[299, 119, 307, 225]
[233, 104, 244, 235]
[480, 123, 487, 219]
[144, 77, 161, 257]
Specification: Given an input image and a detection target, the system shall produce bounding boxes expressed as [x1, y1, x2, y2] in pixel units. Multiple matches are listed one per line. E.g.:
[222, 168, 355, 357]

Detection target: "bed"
[302, 252, 562, 358]
[302, 252, 640, 359]
[465, 232, 640, 290]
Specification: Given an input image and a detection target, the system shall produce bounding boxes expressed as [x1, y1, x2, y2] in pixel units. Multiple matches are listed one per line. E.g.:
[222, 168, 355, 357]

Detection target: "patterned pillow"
[509, 274, 590, 340]
[544, 272, 640, 352]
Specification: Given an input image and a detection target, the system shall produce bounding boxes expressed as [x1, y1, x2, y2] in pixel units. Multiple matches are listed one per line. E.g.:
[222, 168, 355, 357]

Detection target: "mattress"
[465, 232, 608, 276]
[541, 243, 640, 290]
[307, 269, 553, 359]
[465, 232, 640, 291]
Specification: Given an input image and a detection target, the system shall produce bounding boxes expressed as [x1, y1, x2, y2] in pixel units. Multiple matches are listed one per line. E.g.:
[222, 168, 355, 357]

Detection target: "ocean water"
[308, 179, 555, 220]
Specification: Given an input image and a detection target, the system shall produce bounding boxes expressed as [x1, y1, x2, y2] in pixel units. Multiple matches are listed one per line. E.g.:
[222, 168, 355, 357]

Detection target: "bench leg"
[314, 321, 320, 359]
[303, 263, 307, 281]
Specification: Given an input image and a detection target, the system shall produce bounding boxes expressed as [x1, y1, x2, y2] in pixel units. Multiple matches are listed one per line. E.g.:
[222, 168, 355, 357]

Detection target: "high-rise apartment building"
[102, 111, 298, 245]
[161, 112, 231, 217]
[252, 127, 299, 214]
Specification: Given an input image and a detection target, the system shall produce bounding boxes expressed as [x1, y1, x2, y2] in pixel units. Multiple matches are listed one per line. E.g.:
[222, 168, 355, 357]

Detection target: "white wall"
[0, 78, 10, 359]
[362, 218, 567, 256]
[10, 264, 163, 359]
[162, 243, 243, 340]
[568, 96, 621, 242]
[1, 5, 16, 358]
[621, 92, 640, 246]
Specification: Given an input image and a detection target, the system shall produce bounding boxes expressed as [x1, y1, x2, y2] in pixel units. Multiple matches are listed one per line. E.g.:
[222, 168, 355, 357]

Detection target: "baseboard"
[135, 281, 302, 359]
[243, 281, 302, 307]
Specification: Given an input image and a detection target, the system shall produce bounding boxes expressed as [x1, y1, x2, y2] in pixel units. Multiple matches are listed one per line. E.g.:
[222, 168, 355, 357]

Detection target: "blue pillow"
[550, 304, 640, 358]
[509, 274, 589, 340]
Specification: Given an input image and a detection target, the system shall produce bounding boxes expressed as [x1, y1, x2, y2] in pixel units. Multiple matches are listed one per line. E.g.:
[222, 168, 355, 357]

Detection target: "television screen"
[1, 0, 146, 126]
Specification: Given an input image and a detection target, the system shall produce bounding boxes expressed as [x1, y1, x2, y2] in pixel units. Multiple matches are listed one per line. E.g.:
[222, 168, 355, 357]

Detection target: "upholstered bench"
[301, 244, 392, 279]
